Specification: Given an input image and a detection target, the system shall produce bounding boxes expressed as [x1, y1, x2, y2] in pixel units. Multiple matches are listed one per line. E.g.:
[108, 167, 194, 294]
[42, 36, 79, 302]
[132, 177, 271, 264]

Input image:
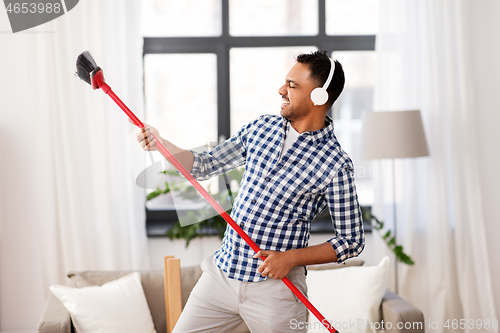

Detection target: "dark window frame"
[144, 0, 375, 236]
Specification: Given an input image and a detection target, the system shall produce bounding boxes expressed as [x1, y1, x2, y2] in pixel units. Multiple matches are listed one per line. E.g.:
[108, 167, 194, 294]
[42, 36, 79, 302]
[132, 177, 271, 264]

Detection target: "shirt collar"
[282, 114, 334, 145]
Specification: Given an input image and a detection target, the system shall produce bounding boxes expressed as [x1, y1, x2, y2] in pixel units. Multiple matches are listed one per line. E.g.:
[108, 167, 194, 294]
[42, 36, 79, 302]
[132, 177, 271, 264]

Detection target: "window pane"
[230, 46, 317, 133]
[144, 54, 218, 150]
[331, 51, 376, 205]
[229, 0, 318, 36]
[326, 0, 379, 35]
[143, 54, 219, 211]
[141, 0, 222, 37]
[332, 51, 376, 121]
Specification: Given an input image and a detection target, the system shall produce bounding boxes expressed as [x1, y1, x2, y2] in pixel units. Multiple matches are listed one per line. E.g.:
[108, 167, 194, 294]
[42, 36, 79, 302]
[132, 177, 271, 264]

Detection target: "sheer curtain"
[0, 1, 151, 329]
[373, 1, 497, 331]
[30, 0, 150, 288]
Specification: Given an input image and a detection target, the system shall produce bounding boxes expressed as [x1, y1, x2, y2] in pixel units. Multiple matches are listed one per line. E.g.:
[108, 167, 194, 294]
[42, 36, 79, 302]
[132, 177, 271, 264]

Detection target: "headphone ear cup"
[310, 87, 329, 106]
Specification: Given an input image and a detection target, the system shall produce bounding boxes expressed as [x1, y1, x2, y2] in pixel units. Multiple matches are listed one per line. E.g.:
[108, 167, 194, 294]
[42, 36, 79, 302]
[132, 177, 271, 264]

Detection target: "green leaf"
[362, 209, 371, 222]
[366, 212, 415, 266]
[162, 169, 181, 176]
[373, 222, 383, 231]
[146, 189, 161, 201]
[398, 252, 415, 265]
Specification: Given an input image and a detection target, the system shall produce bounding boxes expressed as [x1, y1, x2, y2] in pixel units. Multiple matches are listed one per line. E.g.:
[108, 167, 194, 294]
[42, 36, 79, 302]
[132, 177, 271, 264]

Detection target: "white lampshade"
[360, 110, 430, 160]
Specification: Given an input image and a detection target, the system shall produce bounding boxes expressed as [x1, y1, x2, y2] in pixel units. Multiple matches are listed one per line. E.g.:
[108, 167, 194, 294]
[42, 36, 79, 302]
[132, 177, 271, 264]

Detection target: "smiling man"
[136, 50, 365, 333]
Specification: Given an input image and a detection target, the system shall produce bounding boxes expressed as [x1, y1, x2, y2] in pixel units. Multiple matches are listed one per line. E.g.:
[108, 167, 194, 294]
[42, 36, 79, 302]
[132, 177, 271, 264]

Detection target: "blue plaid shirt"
[190, 114, 365, 282]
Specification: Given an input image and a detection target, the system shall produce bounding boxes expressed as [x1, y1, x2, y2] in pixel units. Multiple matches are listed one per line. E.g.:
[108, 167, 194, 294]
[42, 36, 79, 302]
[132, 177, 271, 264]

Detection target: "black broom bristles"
[75, 51, 99, 85]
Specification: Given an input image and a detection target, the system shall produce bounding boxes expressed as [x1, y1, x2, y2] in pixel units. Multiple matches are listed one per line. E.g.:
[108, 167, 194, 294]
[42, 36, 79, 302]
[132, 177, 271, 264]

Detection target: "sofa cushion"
[67, 269, 165, 333]
[37, 292, 72, 333]
[306, 256, 389, 333]
[307, 258, 364, 271]
[50, 272, 156, 333]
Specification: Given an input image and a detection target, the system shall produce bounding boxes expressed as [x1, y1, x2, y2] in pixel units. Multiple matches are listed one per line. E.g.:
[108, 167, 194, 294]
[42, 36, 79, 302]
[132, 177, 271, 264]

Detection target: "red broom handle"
[102, 87, 337, 333]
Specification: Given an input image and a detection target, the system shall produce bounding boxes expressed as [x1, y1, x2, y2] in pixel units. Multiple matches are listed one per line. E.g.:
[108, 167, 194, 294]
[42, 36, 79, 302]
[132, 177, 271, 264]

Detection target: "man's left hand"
[253, 250, 296, 280]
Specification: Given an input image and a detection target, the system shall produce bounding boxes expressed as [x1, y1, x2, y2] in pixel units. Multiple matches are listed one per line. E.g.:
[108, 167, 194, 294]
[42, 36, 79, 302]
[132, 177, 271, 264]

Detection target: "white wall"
[466, 0, 500, 323]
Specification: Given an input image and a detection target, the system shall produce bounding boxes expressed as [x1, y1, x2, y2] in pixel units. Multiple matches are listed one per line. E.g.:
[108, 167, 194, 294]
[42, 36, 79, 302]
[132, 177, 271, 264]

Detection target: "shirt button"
[240, 223, 244, 228]
[235, 246, 239, 250]
[265, 177, 270, 181]
[252, 199, 256, 204]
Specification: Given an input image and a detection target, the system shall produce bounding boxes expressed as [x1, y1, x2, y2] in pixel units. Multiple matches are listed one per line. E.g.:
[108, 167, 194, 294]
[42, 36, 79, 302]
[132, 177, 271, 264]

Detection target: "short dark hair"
[296, 50, 345, 108]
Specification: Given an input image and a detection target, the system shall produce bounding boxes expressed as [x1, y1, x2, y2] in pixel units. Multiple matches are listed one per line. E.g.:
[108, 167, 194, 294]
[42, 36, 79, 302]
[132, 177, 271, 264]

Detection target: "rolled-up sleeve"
[189, 116, 262, 181]
[325, 161, 365, 263]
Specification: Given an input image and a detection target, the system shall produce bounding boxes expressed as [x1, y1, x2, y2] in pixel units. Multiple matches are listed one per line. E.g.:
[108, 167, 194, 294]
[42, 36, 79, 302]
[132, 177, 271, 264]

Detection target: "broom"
[75, 51, 338, 333]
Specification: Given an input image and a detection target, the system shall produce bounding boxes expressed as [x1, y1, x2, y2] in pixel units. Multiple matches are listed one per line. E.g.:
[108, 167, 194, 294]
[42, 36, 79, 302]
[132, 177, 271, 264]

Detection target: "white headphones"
[310, 58, 336, 106]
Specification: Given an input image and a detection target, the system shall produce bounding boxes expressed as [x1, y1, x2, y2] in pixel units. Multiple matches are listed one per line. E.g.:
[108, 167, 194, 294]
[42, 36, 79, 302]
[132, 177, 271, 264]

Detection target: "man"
[136, 51, 365, 332]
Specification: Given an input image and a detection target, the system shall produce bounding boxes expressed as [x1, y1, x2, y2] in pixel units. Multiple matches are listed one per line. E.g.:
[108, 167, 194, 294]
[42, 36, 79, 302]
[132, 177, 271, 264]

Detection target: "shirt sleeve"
[189, 116, 260, 181]
[325, 160, 365, 263]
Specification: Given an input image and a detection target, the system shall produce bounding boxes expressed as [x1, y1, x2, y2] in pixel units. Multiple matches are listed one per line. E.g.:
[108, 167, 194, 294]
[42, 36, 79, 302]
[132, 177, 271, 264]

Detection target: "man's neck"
[289, 114, 328, 134]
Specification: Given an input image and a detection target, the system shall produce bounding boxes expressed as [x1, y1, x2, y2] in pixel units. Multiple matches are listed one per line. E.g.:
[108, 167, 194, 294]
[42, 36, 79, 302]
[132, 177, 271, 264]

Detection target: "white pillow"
[50, 272, 156, 333]
[306, 256, 389, 333]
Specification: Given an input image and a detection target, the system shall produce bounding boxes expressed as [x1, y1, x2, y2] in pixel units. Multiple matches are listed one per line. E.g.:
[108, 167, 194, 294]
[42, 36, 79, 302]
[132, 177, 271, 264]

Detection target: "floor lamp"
[360, 110, 430, 294]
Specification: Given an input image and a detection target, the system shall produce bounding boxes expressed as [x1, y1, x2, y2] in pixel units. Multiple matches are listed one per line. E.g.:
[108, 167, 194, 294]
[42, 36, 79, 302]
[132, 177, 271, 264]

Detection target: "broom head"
[75, 51, 106, 90]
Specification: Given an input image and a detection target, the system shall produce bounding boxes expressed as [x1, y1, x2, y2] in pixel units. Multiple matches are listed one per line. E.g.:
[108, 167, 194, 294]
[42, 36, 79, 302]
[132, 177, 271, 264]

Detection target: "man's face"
[278, 62, 318, 121]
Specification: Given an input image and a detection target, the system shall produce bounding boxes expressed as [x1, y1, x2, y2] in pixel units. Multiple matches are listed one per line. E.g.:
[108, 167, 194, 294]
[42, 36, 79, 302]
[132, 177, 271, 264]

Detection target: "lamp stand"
[392, 159, 399, 294]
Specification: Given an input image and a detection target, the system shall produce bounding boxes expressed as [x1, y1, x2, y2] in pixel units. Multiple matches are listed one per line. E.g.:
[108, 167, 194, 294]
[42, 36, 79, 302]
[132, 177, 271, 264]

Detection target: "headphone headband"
[323, 58, 335, 90]
[310, 57, 336, 106]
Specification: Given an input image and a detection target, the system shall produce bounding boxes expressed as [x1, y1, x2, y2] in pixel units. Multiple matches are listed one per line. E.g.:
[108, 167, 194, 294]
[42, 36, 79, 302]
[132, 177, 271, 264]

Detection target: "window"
[142, 0, 378, 236]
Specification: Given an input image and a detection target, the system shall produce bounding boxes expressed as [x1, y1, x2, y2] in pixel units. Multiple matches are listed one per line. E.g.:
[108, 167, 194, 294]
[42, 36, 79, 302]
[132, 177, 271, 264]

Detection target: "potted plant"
[146, 167, 245, 246]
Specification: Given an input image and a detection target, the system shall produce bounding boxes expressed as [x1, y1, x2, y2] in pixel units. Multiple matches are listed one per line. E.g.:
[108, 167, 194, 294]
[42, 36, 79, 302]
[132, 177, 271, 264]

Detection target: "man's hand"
[130, 119, 161, 151]
[253, 250, 296, 280]
[253, 243, 338, 280]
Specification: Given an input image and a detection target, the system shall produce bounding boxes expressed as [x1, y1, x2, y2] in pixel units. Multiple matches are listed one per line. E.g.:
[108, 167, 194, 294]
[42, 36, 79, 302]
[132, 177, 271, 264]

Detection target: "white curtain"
[373, 1, 497, 332]
[30, 0, 150, 288]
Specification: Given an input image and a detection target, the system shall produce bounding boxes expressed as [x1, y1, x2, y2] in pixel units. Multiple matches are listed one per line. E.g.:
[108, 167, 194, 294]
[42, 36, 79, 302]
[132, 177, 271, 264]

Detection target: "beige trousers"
[172, 254, 308, 333]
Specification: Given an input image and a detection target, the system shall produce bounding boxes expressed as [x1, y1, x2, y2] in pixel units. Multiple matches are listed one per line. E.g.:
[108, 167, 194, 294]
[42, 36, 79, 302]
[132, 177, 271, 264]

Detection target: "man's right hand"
[130, 118, 161, 151]
[129, 119, 195, 173]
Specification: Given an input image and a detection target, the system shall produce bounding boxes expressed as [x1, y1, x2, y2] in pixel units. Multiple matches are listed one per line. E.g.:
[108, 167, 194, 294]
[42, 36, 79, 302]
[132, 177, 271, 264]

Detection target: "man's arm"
[136, 116, 271, 181]
[158, 137, 195, 173]
[324, 161, 365, 263]
[135, 119, 254, 179]
[253, 242, 337, 280]
[187, 116, 267, 181]
[135, 122, 195, 172]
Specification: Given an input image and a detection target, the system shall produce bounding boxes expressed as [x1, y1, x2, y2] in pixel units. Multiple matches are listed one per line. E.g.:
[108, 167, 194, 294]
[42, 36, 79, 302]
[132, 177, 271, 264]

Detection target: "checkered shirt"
[190, 114, 365, 282]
